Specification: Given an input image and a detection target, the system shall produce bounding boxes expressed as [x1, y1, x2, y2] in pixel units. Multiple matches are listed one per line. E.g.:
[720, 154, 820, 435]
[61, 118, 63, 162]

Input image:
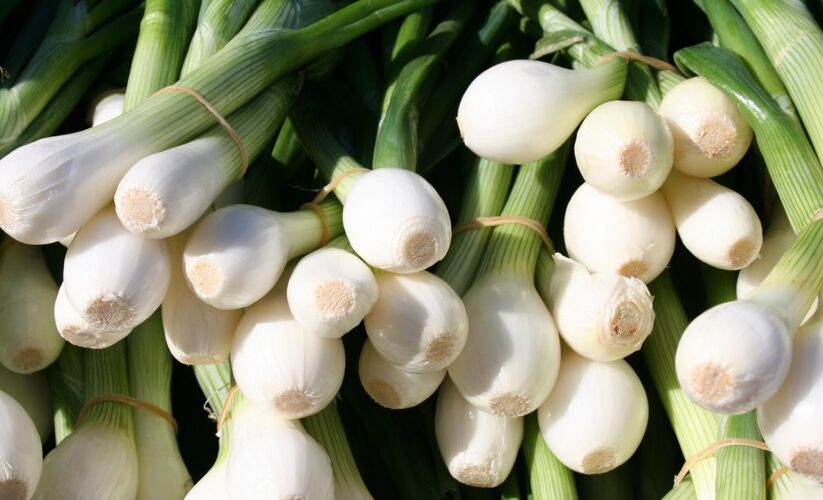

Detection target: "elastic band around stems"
[311, 167, 370, 204]
[151, 84, 249, 174]
[673, 438, 771, 486]
[767, 466, 790, 488]
[216, 385, 240, 435]
[453, 216, 555, 253]
[596, 50, 680, 73]
[75, 394, 178, 433]
[299, 202, 331, 247]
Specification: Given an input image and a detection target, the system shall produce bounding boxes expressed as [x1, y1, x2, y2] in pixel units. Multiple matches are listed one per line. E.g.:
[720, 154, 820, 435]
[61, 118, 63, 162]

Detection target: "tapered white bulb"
[759, 311, 823, 483]
[662, 170, 762, 270]
[0, 241, 63, 373]
[574, 100, 673, 201]
[63, 205, 170, 337]
[676, 300, 792, 414]
[659, 76, 753, 178]
[34, 423, 138, 500]
[115, 136, 235, 239]
[435, 378, 523, 488]
[0, 364, 53, 442]
[457, 59, 625, 164]
[545, 254, 654, 361]
[538, 350, 648, 474]
[563, 183, 676, 283]
[343, 168, 451, 273]
[54, 284, 132, 349]
[448, 276, 561, 417]
[287, 247, 378, 338]
[226, 404, 334, 500]
[0, 389, 42, 500]
[164, 231, 241, 365]
[185, 460, 228, 500]
[365, 270, 468, 372]
[359, 340, 445, 409]
[232, 292, 345, 419]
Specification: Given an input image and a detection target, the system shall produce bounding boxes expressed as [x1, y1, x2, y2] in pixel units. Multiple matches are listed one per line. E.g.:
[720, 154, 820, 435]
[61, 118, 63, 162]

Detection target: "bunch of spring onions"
[1, 0, 823, 498]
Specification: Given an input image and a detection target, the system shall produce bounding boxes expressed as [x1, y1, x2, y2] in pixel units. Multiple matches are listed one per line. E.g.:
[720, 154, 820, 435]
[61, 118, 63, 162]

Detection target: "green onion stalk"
[47, 344, 85, 444]
[523, 412, 578, 499]
[181, 0, 258, 76]
[662, 478, 698, 500]
[0, 0, 142, 156]
[1, 0, 57, 88]
[701, 265, 766, 500]
[381, 7, 434, 114]
[731, 0, 823, 164]
[0, 0, 439, 246]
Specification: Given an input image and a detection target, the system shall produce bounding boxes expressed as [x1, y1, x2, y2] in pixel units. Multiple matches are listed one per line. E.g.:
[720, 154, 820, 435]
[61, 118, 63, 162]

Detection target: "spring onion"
[54, 283, 132, 349]
[563, 182, 676, 283]
[0, 363, 52, 442]
[0, 389, 43, 500]
[574, 100, 674, 201]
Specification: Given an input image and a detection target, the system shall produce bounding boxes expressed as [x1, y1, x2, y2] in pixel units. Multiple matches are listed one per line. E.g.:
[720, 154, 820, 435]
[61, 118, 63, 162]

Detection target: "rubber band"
[596, 50, 680, 73]
[767, 466, 790, 488]
[452, 216, 555, 253]
[300, 202, 331, 247]
[152, 84, 249, 174]
[311, 168, 370, 204]
[76, 394, 178, 433]
[216, 385, 240, 435]
[674, 438, 771, 486]
[813, 208, 823, 222]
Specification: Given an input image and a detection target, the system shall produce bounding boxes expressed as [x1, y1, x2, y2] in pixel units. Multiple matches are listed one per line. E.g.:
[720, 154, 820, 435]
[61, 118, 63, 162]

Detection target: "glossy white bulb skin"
[115, 136, 233, 239]
[659, 76, 753, 178]
[184, 205, 290, 310]
[0, 365, 52, 442]
[662, 170, 762, 270]
[365, 271, 468, 372]
[34, 423, 138, 500]
[457, 59, 622, 164]
[546, 254, 654, 361]
[54, 284, 132, 349]
[185, 460, 228, 500]
[538, 350, 648, 474]
[287, 248, 378, 338]
[676, 300, 792, 414]
[226, 404, 334, 500]
[232, 292, 345, 419]
[90, 92, 125, 126]
[343, 169, 451, 273]
[448, 276, 561, 417]
[435, 378, 523, 488]
[0, 389, 42, 500]
[359, 340, 445, 409]
[574, 101, 673, 201]
[164, 232, 241, 365]
[564, 183, 676, 283]
[0, 241, 63, 373]
[759, 314, 823, 483]
[63, 206, 170, 337]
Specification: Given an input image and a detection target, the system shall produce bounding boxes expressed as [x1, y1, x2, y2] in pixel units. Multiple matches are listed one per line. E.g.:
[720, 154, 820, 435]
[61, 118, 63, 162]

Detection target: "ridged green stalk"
[435, 158, 514, 296]
[663, 478, 698, 500]
[731, 0, 823, 164]
[523, 413, 578, 499]
[674, 44, 823, 233]
[181, 0, 258, 77]
[48, 344, 85, 444]
[82, 343, 133, 433]
[382, 8, 434, 112]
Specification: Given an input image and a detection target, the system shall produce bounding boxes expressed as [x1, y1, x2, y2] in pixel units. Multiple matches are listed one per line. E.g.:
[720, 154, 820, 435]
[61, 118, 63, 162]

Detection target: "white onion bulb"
[287, 247, 378, 338]
[343, 168, 451, 273]
[54, 284, 132, 349]
[448, 276, 561, 417]
[0, 364, 52, 441]
[563, 183, 676, 283]
[662, 169, 762, 270]
[457, 59, 625, 164]
[574, 100, 673, 201]
[435, 378, 522, 488]
[90, 92, 125, 126]
[0, 389, 42, 500]
[659, 76, 753, 178]
[359, 340, 445, 409]
[538, 350, 648, 474]
[365, 270, 468, 372]
[232, 292, 345, 419]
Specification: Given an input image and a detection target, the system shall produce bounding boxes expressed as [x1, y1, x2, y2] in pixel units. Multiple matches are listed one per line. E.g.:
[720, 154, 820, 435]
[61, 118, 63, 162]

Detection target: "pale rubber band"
[674, 438, 771, 486]
[76, 394, 178, 433]
[813, 209, 823, 222]
[300, 202, 331, 247]
[311, 167, 370, 204]
[152, 84, 249, 174]
[216, 385, 240, 434]
[766, 466, 790, 488]
[596, 50, 680, 73]
[202, 381, 233, 422]
[453, 216, 555, 253]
